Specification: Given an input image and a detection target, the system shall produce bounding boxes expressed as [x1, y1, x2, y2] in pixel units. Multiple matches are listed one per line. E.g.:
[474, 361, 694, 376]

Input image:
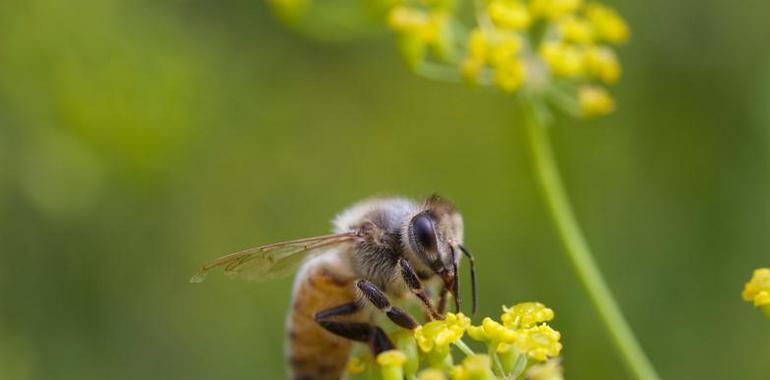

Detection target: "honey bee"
[191, 195, 477, 380]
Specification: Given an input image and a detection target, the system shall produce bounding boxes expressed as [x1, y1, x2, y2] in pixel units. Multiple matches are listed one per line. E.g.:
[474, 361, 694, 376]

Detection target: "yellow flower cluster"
[467, 303, 562, 362]
[414, 312, 472, 355]
[742, 268, 770, 308]
[350, 303, 562, 380]
[382, 0, 629, 118]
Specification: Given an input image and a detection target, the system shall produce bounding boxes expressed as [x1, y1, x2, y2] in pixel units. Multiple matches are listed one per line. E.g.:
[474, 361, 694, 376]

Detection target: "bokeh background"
[1, 0, 770, 379]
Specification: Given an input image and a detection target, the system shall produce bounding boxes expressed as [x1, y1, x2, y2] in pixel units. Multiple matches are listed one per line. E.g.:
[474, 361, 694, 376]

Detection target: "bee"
[191, 195, 477, 380]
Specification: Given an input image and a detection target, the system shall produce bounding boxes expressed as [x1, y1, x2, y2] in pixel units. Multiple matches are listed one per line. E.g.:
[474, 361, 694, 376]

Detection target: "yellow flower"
[530, 0, 583, 21]
[414, 312, 471, 354]
[418, 368, 448, 380]
[526, 359, 565, 380]
[585, 45, 621, 84]
[494, 59, 526, 92]
[512, 324, 563, 361]
[742, 268, 770, 307]
[578, 85, 614, 117]
[540, 41, 585, 77]
[558, 15, 593, 44]
[585, 2, 630, 44]
[461, 58, 485, 83]
[468, 29, 488, 61]
[501, 302, 555, 330]
[488, 0, 532, 30]
[450, 354, 496, 380]
[467, 317, 514, 344]
[377, 350, 408, 380]
[487, 32, 523, 67]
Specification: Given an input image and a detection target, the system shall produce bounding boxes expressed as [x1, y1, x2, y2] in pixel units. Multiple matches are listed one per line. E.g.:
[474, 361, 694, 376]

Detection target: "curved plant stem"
[523, 105, 660, 380]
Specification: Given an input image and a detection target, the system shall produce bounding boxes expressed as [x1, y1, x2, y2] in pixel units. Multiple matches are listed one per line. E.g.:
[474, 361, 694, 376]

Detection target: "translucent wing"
[190, 232, 358, 283]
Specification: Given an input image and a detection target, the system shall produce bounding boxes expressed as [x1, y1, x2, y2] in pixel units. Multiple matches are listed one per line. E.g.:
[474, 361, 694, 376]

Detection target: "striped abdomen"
[286, 255, 360, 380]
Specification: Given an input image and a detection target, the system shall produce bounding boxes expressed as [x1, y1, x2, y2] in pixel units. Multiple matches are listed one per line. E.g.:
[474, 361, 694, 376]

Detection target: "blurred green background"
[1, 0, 769, 379]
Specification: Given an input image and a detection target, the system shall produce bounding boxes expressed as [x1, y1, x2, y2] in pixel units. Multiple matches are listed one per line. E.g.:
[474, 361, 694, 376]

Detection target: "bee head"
[403, 195, 477, 314]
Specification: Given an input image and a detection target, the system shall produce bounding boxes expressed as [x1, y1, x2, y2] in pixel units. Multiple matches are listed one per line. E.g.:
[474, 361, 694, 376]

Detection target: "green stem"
[523, 105, 660, 380]
[454, 339, 475, 357]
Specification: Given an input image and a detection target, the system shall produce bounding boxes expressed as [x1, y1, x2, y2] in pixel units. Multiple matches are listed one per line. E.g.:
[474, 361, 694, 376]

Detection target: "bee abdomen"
[286, 258, 358, 380]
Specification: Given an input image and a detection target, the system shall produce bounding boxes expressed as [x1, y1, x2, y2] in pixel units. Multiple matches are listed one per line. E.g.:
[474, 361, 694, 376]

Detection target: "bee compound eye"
[412, 214, 436, 252]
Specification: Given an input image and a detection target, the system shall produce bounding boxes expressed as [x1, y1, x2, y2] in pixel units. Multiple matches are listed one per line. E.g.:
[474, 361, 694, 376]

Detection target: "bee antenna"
[458, 244, 477, 314]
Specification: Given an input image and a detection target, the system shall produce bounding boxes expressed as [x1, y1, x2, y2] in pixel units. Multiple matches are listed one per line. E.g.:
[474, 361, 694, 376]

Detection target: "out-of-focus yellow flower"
[558, 15, 593, 44]
[540, 41, 585, 77]
[487, 32, 523, 67]
[511, 324, 563, 361]
[526, 358, 565, 380]
[377, 350, 408, 380]
[488, 0, 532, 30]
[585, 2, 630, 44]
[742, 268, 770, 307]
[461, 58, 485, 83]
[530, 0, 583, 21]
[501, 302, 555, 330]
[494, 59, 526, 92]
[579, 85, 614, 117]
[585, 45, 620, 83]
[468, 29, 488, 60]
[387, 6, 429, 33]
[414, 312, 471, 355]
[346, 355, 367, 375]
[450, 354, 496, 380]
[418, 368, 448, 380]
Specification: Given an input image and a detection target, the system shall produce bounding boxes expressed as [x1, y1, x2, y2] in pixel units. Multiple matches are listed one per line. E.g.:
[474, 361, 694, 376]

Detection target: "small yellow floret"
[461, 58, 485, 83]
[387, 6, 428, 33]
[512, 324, 563, 361]
[414, 312, 471, 354]
[451, 354, 496, 380]
[558, 16, 593, 44]
[488, 0, 532, 30]
[579, 85, 614, 117]
[467, 317, 514, 343]
[585, 45, 621, 84]
[585, 2, 630, 44]
[418, 368, 448, 380]
[530, 0, 583, 21]
[346, 356, 367, 375]
[501, 302, 555, 329]
[377, 350, 407, 367]
[468, 29, 488, 60]
[526, 359, 565, 380]
[487, 32, 523, 67]
[742, 268, 770, 307]
[540, 41, 585, 77]
[494, 59, 526, 92]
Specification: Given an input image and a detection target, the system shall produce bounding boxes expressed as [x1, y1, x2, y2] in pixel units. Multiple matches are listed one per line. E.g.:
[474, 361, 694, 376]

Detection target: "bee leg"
[398, 258, 441, 320]
[314, 304, 395, 355]
[437, 286, 449, 315]
[356, 280, 418, 330]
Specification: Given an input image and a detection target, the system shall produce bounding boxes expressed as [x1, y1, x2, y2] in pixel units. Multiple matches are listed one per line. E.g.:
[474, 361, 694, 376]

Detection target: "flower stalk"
[523, 104, 660, 380]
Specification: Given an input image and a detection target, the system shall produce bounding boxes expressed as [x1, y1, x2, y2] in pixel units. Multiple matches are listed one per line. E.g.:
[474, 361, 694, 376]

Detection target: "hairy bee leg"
[313, 304, 395, 355]
[356, 280, 418, 330]
[398, 258, 441, 320]
[313, 302, 359, 320]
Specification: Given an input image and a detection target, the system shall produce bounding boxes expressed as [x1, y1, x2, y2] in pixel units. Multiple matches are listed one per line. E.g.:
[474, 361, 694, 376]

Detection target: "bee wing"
[190, 232, 358, 283]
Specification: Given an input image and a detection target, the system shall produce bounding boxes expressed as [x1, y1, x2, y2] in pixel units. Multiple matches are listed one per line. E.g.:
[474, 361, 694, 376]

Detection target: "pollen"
[742, 268, 770, 307]
[501, 302, 555, 329]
